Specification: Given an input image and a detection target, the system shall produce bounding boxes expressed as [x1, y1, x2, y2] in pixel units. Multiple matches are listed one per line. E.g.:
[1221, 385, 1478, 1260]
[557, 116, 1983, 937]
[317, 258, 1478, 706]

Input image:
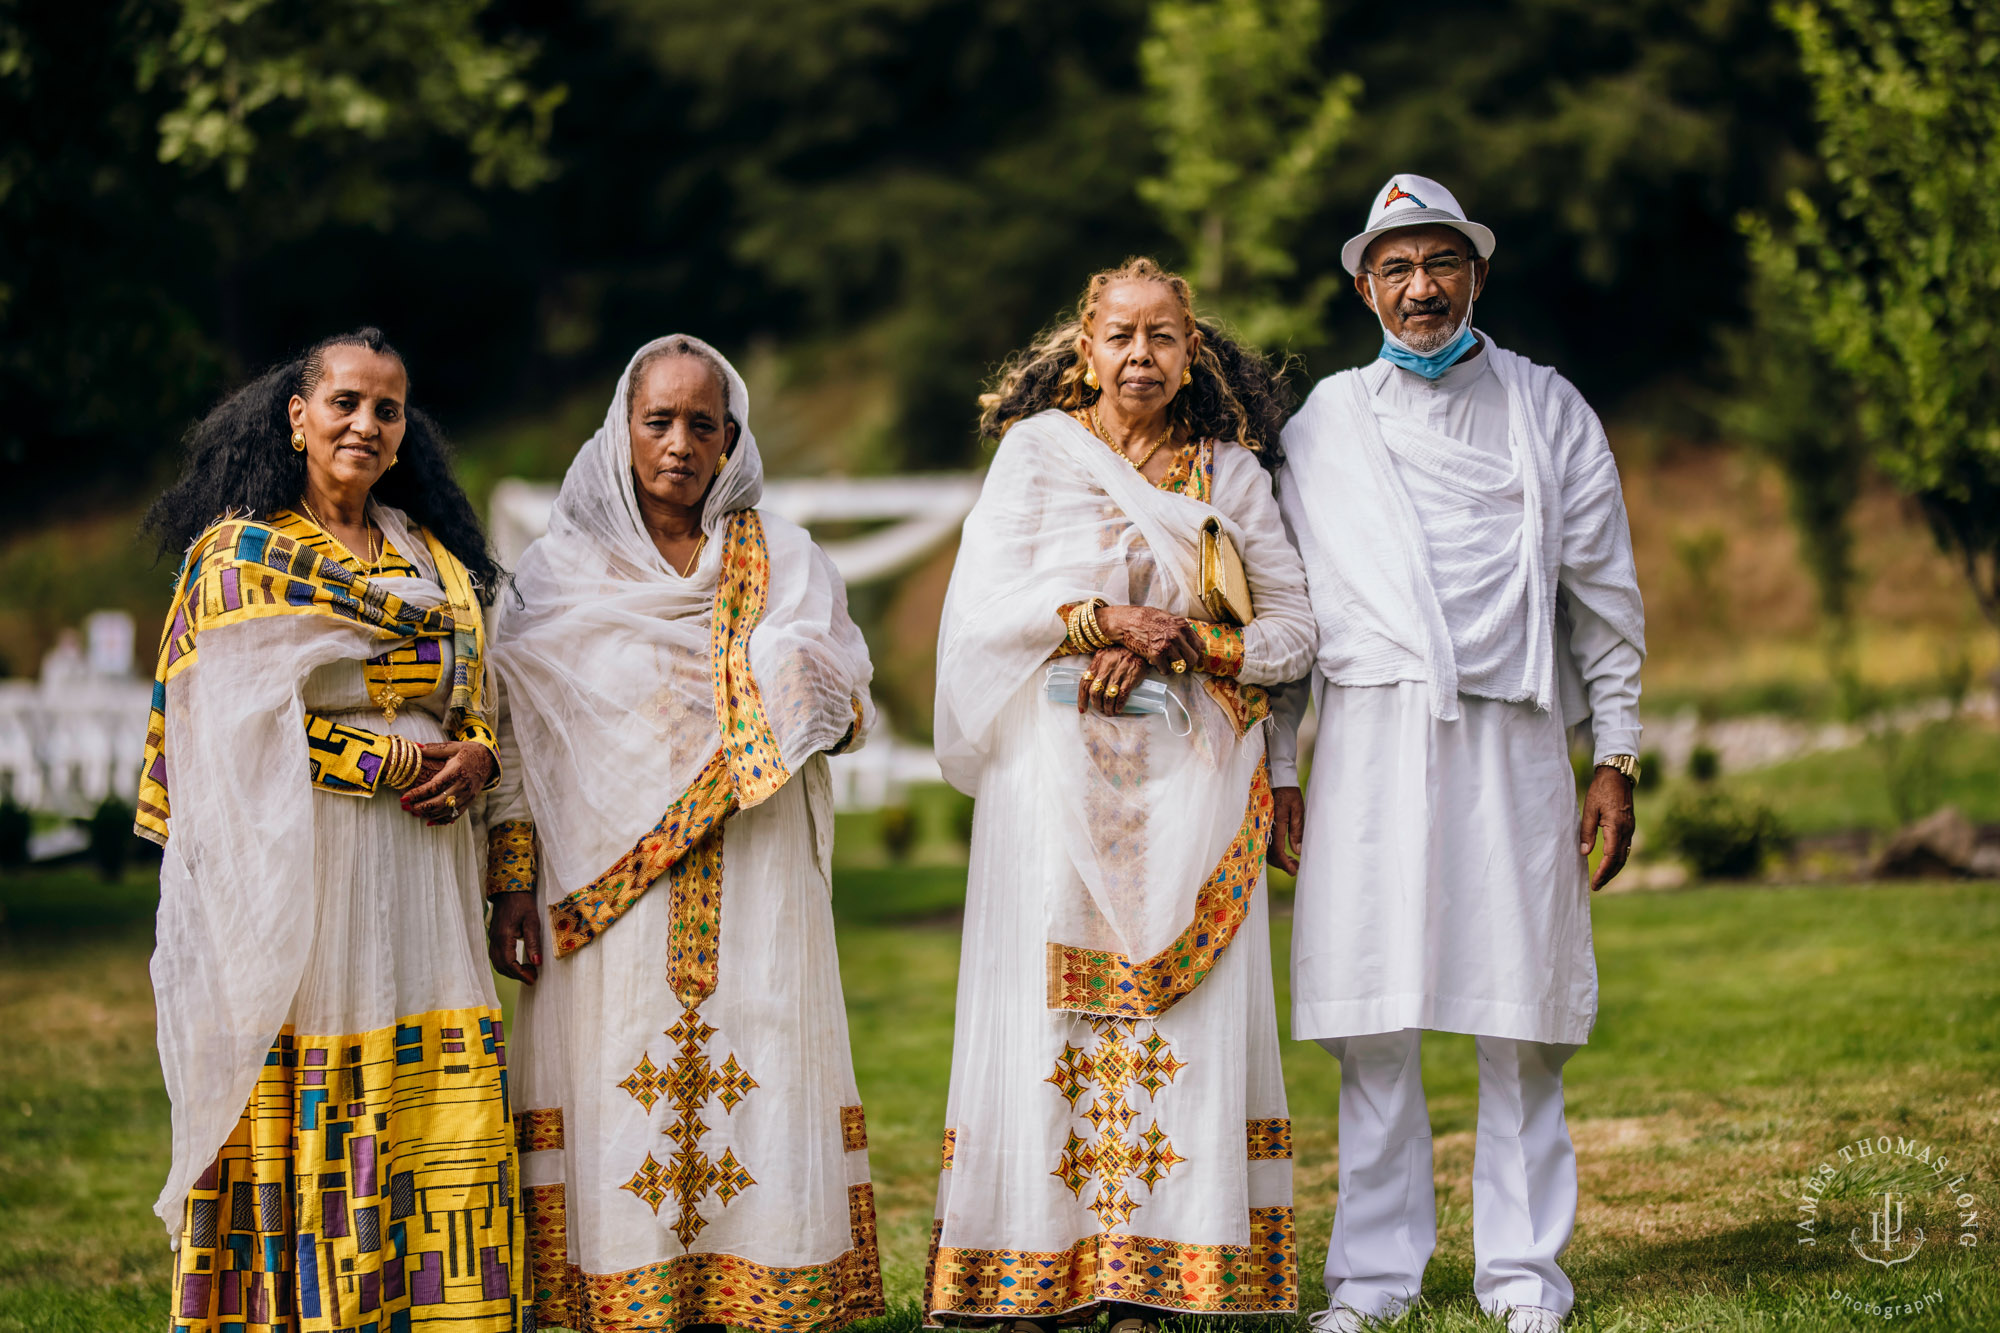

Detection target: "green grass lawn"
[2, 864, 1995, 1332]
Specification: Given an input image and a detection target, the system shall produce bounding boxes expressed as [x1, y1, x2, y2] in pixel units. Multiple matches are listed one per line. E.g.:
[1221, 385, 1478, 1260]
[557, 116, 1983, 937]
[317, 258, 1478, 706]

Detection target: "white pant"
[1318, 1030, 1579, 1320]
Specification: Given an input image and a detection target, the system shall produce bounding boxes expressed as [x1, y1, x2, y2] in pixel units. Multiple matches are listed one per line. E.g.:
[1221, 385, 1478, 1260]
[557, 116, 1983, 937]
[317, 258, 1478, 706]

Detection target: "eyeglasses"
[1364, 255, 1470, 286]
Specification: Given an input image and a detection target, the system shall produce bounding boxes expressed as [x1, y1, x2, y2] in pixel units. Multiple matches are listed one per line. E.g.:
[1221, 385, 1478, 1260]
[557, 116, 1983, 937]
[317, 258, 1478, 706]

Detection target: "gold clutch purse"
[1199, 517, 1254, 626]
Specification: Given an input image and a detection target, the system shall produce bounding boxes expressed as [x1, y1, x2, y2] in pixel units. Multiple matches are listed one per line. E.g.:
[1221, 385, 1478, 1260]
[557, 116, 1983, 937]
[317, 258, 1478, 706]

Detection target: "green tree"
[0, 0, 561, 523]
[139, 0, 561, 198]
[1750, 0, 2000, 633]
[1137, 0, 1357, 348]
[1723, 234, 1868, 707]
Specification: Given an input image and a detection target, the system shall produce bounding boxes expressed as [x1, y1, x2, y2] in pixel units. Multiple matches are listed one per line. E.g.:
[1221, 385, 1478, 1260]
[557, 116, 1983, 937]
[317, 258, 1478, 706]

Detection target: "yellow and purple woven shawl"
[135, 516, 487, 844]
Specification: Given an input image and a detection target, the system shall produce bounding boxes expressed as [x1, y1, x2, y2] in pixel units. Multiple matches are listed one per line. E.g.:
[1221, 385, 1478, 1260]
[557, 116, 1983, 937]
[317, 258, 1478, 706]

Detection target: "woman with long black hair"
[138, 328, 522, 1329]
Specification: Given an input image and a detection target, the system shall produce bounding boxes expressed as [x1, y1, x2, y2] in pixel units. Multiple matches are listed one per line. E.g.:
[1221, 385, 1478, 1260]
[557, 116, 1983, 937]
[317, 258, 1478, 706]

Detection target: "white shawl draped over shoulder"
[491, 336, 874, 923]
[936, 410, 1313, 986]
[1277, 342, 1644, 724]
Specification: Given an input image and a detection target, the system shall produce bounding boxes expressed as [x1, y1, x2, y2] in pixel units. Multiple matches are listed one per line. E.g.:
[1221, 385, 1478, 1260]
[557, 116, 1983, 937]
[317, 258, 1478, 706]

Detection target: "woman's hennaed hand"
[1097, 604, 1205, 675]
[1079, 647, 1146, 717]
[401, 740, 494, 824]
[487, 890, 542, 984]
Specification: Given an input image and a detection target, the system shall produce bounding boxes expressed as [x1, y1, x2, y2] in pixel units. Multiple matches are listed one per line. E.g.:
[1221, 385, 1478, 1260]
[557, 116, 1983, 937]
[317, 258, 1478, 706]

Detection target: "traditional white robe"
[927, 412, 1316, 1323]
[1273, 343, 1644, 1046]
[489, 337, 885, 1333]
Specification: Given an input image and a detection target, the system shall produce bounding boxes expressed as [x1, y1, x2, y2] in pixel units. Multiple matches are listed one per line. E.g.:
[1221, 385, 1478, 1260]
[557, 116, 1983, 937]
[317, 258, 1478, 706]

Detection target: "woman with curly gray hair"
[926, 258, 1315, 1333]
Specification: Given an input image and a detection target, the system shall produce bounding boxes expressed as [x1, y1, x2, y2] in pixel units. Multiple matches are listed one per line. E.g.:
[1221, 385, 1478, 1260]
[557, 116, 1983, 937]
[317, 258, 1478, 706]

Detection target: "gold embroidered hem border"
[517, 1106, 566, 1154]
[524, 1181, 886, 1333]
[485, 820, 536, 898]
[923, 1205, 1297, 1321]
[1245, 1117, 1293, 1160]
[1046, 762, 1273, 1019]
[840, 1105, 869, 1153]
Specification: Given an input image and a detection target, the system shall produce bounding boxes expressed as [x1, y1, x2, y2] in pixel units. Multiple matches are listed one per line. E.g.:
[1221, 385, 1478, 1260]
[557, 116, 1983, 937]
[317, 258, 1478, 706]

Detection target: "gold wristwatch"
[1598, 754, 1640, 784]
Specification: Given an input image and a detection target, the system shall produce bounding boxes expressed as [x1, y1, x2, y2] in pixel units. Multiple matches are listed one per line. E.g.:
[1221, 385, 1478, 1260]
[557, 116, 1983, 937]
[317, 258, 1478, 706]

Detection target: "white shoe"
[1504, 1307, 1564, 1333]
[1308, 1308, 1368, 1333]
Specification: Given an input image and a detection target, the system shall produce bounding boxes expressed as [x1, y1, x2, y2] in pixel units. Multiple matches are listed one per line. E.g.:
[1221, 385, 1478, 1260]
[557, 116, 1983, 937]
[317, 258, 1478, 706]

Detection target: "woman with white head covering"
[484, 335, 883, 1333]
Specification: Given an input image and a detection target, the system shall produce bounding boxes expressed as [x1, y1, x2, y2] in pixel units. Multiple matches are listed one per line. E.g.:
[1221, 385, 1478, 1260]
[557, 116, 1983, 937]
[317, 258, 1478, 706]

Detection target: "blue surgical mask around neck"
[1371, 278, 1478, 379]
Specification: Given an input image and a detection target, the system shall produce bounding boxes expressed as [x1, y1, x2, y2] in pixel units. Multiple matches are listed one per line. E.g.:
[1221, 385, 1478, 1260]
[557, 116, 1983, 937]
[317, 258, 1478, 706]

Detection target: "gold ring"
[1089, 680, 1106, 694]
[446, 793, 458, 810]
[1081, 672, 1094, 683]
[1171, 659, 1187, 674]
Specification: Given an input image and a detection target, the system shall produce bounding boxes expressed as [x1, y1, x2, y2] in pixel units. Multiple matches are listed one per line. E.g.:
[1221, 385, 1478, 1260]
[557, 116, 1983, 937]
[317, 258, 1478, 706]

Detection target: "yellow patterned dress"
[926, 415, 1318, 1326]
[146, 509, 523, 1332]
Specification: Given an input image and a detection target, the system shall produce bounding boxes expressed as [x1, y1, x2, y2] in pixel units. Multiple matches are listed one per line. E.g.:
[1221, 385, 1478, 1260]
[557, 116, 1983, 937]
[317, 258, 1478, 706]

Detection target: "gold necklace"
[299, 496, 382, 575]
[677, 532, 708, 578]
[1088, 404, 1175, 471]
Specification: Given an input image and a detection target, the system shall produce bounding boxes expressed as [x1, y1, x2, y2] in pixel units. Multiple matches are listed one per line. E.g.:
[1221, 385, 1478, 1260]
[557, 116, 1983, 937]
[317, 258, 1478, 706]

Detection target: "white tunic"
[1272, 345, 1644, 1045]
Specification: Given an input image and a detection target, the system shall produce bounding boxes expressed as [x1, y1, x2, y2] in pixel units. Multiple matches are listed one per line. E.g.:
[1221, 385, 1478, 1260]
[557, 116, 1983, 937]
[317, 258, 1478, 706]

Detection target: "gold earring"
[1181, 367, 1192, 386]
[1084, 366, 1099, 390]
[291, 431, 307, 452]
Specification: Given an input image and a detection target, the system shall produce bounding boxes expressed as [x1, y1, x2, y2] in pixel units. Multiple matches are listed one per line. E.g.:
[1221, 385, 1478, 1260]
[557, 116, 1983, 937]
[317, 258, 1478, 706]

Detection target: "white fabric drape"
[1275, 341, 1644, 724]
[1274, 344, 1645, 1046]
[150, 542, 491, 1232]
[927, 414, 1313, 1321]
[491, 335, 873, 896]
[488, 336, 882, 1322]
[935, 410, 1313, 961]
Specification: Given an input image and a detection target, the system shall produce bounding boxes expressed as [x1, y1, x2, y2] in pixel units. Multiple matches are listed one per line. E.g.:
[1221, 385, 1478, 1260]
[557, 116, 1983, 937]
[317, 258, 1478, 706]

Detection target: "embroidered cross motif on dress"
[1048, 1019, 1187, 1229]
[619, 1004, 761, 1247]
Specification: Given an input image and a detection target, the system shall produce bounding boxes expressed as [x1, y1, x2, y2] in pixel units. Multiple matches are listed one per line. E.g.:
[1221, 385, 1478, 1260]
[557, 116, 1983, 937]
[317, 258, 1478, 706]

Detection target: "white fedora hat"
[1340, 173, 1496, 276]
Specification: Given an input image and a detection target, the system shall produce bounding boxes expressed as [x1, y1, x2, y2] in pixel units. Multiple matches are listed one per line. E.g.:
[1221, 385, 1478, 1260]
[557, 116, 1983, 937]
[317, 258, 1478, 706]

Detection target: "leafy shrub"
[878, 805, 917, 862]
[0, 796, 28, 870]
[85, 796, 137, 882]
[1638, 750, 1665, 787]
[949, 793, 976, 849]
[1658, 786, 1790, 879]
[1687, 744, 1721, 783]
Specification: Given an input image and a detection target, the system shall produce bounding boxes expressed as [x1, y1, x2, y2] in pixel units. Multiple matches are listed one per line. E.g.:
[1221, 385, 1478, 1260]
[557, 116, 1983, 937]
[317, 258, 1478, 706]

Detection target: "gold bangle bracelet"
[1066, 604, 1090, 654]
[1082, 599, 1111, 650]
[385, 735, 419, 790]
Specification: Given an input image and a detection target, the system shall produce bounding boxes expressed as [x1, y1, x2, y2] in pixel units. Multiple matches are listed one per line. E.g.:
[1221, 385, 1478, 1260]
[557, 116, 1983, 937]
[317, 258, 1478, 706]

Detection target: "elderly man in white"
[1266, 175, 1645, 1333]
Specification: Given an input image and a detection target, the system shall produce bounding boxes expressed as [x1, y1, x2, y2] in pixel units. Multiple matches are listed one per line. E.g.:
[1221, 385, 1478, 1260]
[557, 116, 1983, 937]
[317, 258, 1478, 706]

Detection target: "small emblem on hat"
[1383, 183, 1425, 210]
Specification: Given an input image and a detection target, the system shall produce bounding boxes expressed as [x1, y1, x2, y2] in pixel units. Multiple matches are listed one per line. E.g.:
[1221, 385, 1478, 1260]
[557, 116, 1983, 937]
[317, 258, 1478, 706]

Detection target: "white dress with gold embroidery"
[486, 336, 882, 1333]
[926, 411, 1316, 1323]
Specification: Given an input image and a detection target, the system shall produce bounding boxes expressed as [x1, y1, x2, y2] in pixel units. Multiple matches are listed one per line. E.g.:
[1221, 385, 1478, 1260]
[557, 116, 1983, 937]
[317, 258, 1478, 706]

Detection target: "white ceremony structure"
[0, 612, 153, 836]
[490, 473, 983, 811]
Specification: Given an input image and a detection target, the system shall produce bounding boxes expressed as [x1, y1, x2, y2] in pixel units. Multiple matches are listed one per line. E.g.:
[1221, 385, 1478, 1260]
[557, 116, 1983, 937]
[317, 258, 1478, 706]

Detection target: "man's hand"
[1579, 765, 1636, 891]
[1269, 785, 1305, 875]
[487, 891, 543, 984]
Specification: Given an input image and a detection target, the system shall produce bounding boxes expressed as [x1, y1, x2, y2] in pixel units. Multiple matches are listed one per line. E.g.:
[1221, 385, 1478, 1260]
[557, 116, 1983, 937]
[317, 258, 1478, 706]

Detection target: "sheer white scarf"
[490, 336, 874, 899]
[151, 503, 459, 1233]
[936, 410, 1278, 964]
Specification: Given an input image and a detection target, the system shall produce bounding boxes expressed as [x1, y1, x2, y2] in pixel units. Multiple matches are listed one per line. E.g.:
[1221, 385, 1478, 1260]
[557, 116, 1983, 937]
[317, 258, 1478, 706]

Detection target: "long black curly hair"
[142, 328, 502, 602]
[977, 257, 1293, 469]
